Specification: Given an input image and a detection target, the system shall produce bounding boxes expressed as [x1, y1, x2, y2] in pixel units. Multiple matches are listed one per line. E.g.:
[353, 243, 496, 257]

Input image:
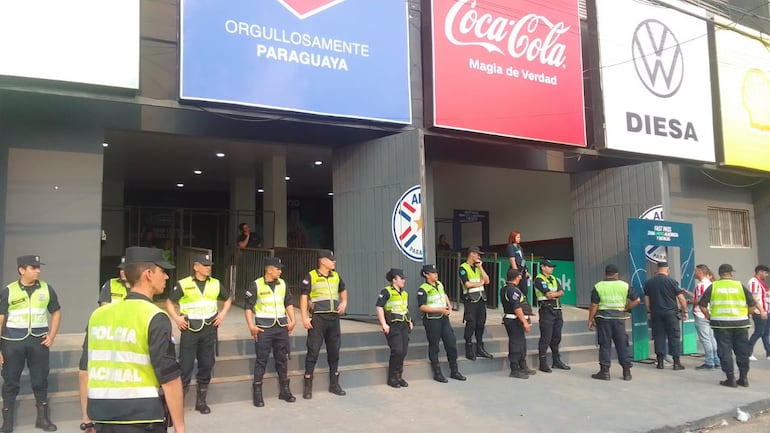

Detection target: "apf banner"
[595, 0, 715, 162]
[715, 22, 770, 172]
[180, 0, 412, 124]
[430, 0, 586, 146]
[392, 185, 423, 262]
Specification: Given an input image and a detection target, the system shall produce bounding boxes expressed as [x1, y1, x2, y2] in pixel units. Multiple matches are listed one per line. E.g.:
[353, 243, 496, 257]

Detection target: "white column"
[230, 176, 257, 246]
[264, 155, 287, 248]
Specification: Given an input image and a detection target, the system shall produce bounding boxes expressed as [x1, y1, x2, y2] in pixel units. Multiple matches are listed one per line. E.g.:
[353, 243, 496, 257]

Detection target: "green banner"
[497, 258, 575, 306]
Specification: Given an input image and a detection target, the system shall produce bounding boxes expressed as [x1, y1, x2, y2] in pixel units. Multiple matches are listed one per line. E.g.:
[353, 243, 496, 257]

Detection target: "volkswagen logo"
[631, 19, 684, 98]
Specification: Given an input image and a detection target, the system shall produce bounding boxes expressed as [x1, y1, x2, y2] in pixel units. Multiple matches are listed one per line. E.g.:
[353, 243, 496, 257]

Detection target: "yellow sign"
[716, 24, 770, 172]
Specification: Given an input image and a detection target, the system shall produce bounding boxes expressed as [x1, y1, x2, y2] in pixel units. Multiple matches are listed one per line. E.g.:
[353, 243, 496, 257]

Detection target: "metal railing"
[437, 251, 500, 309]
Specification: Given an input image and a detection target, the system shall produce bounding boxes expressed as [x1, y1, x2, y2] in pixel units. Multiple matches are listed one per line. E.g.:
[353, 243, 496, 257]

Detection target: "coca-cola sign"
[431, 0, 586, 146]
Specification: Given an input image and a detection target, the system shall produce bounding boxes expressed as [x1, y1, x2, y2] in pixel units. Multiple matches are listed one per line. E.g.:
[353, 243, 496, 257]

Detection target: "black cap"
[421, 264, 438, 276]
[192, 253, 213, 266]
[386, 268, 405, 281]
[605, 264, 619, 274]
[507, 268, 521, 281]
[17, 255, 44, 267]
[718, 264, 735, 275]
[124, 247, 175, 270]
[657, 261, 669, 268]
[540, 259, 556, 268]
[467, 246, 484, 255]
[756, 264, 770, 273]
[318, 249, 336, 261]
[264, 257, 284, 269]
[117, 257, 126, 269]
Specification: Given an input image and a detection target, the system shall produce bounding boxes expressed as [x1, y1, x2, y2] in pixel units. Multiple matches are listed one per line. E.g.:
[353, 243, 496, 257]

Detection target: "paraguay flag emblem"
[392, 185, 423, 262]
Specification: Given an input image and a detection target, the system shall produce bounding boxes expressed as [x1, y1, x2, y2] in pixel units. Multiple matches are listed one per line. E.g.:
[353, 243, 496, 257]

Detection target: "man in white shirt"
[748, 265, 770, 361]
[691, 264, 719, 369]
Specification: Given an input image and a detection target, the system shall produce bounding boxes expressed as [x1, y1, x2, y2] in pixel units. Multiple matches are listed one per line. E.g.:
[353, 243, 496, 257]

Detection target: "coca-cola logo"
[443, 0, 570, 68]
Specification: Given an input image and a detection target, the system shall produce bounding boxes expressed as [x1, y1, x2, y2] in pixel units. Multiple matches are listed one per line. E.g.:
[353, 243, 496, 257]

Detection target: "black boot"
[656, 358, 664, 369]
[1, 405, 13, 433]
[519, 360, 537, 375]
[449, 363, 466, 381]
[720, 373, 737, 388]
[34, 401, 56, 432]
[622, 366, 632, 381]
[737, 371, 749, 387]
[431, 363, 448, 383]
[591, 366, 610, 381]
[195, 384, 211, 414]
[465, 343, 476, 361]
[539, 357, 552, 373]
[278, 379, 296, 402]
[329, 372, 346, 396]
[476, 342, 494, 359]
[396, 371, 409, 387]
[387, 371, 401, 388]
[672, 357, 685, 371]
[252, 382, 265, 407]
[552, 355, 571, 370]
[303, 375, 313, 399]
[509, 363, 528, 379]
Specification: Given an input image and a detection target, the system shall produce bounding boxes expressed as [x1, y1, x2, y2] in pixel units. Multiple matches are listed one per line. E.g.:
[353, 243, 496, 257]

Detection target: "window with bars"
[708, 207, 751, 248]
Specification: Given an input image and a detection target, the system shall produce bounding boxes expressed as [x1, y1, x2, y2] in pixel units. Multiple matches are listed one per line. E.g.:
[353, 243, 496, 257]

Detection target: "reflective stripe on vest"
[709, 279, 750, 328]
[87, 299, 165, 424]
[3, 281, 50, 341]
[109, 279, 127, 303]
[253, 278, 288, 328]
[420, 281, 446, 319]
[595, 280, 629, 319]
[308, 269, 340, 313]
[460, 263, 485, 302]
[535, 273, 561, 309]
[384, 286, 409, 322]
[176, 276, 220, 322]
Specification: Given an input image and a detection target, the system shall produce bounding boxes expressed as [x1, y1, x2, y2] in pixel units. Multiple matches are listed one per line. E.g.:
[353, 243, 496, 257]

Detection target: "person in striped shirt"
[691, 265, 719, 369]
[748, 265, 770, 361]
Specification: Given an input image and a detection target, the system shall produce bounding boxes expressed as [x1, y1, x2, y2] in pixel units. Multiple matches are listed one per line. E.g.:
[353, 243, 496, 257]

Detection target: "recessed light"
[193, 170, 203, 175]
[285, 176, 291, 181]
[176, 183, 184, 188]
[314, 160, 323, 166]
[328, 192, 334, 196]
[102, 143, 109, 148]
[257, 188, 264, 193]
[216, 152, 225, 158]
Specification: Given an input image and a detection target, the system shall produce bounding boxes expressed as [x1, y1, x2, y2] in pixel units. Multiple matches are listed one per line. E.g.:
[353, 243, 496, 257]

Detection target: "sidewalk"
[22, 354, 770, 433]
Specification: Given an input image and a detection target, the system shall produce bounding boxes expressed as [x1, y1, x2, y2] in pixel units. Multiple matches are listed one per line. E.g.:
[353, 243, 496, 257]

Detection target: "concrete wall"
[754, 182, 770, 267]
[431, 162, 572, 248]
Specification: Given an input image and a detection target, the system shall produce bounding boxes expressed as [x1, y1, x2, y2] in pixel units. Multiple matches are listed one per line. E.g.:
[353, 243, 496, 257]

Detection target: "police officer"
[299, 249, 347, 399]
[165, 253, 231, 414]
[643, 261, 688, 370]
[699, 264, 760, 388]
[535, 259, 570, 372]
[459, 246, 492, 360]
[588, 264, 639, 381]
[97, 257, 128, 306]
[244, 257, 296, 407]
[80, 247, 185, 433]
[376, 268, 413, 388]
[0, 255, 60, 432]
[417, 264, 466, 383]
[501, 268, 535, 379]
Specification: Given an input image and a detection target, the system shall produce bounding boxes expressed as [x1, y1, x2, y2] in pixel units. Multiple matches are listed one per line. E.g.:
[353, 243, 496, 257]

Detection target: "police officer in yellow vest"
[299, 249, 347, 399]
[588, 264, 639, 381]
[0, 255, 60, 433]
[165, 253, 231, 414]
[244, 257, 296, 407]
[459, 246, 492, 360]
[98, 257, 128, 306]
[417, 264, 466, 383]
[699, 264, 760, 388]
[535, 259, 570, 372]
[80, 247, 185, 433]
[376, 268, 413, 388]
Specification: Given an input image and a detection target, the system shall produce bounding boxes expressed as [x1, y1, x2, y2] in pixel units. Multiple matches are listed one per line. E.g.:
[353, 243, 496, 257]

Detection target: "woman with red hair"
[506, 231, 528, 292]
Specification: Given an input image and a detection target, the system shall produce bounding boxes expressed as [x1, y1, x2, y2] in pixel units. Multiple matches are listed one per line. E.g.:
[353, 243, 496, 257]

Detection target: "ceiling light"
[176, 183, 184, 188]
[216, 152, 225, 158]
[257, 188, 264, 193]
[314, 160, 323, 166]
[102, 142, 109, 148]
[285, 176, 291, 181]
[193, 170, 203, 175]
[328, 192, 334, 196]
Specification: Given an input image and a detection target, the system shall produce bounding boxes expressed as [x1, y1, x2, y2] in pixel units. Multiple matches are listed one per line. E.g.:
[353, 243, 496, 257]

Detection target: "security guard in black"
[501, 268, 534, 379]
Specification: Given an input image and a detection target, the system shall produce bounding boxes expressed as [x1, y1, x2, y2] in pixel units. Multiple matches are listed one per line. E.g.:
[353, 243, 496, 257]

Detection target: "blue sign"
[180, 0, 412, 124]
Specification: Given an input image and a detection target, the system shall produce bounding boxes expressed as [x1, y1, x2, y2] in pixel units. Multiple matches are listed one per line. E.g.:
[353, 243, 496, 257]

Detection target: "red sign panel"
[431, 0, 586, 146]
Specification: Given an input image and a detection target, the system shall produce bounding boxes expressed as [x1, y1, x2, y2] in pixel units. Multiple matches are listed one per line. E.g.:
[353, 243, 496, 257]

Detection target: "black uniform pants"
[596, 318, 631, 369]
[503, 318, 526, 367]
[538, 307, 563, 358]
[253, 326, 290, 382]
[95, 423, 165, 433]
[1, 336, 49, 402]
[651, 311, 681, 359]
[385, 321, 410, 376]
[463, 300, 486, 343]
[423, 316, 458, 365]
[714, 327, 750, 376]
[304, 313, 341, 375]
[179, 324, 217, 387]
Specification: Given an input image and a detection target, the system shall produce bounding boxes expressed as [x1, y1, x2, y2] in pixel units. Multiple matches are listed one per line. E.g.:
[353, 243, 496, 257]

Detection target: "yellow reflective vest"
[709, 279, 750, 329]
[3, 281, 51, 341]
[109, 278, 128, 303]
[253, 278, 288, 328]
[460, 263, 486, 302]
[308, 270, 341, 313]
[383, 286, 409, 323]
[176, 276, 220, 327]
[419, 282, 447, 319]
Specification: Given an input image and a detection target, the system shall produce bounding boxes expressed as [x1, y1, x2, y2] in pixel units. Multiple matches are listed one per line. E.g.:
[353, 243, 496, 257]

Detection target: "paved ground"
[706, 411, 770, 433]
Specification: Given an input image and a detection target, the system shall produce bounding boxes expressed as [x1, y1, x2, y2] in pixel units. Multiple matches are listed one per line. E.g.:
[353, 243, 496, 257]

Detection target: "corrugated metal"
[571, 162, 663, 306]
[333, 130, 425, 317]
